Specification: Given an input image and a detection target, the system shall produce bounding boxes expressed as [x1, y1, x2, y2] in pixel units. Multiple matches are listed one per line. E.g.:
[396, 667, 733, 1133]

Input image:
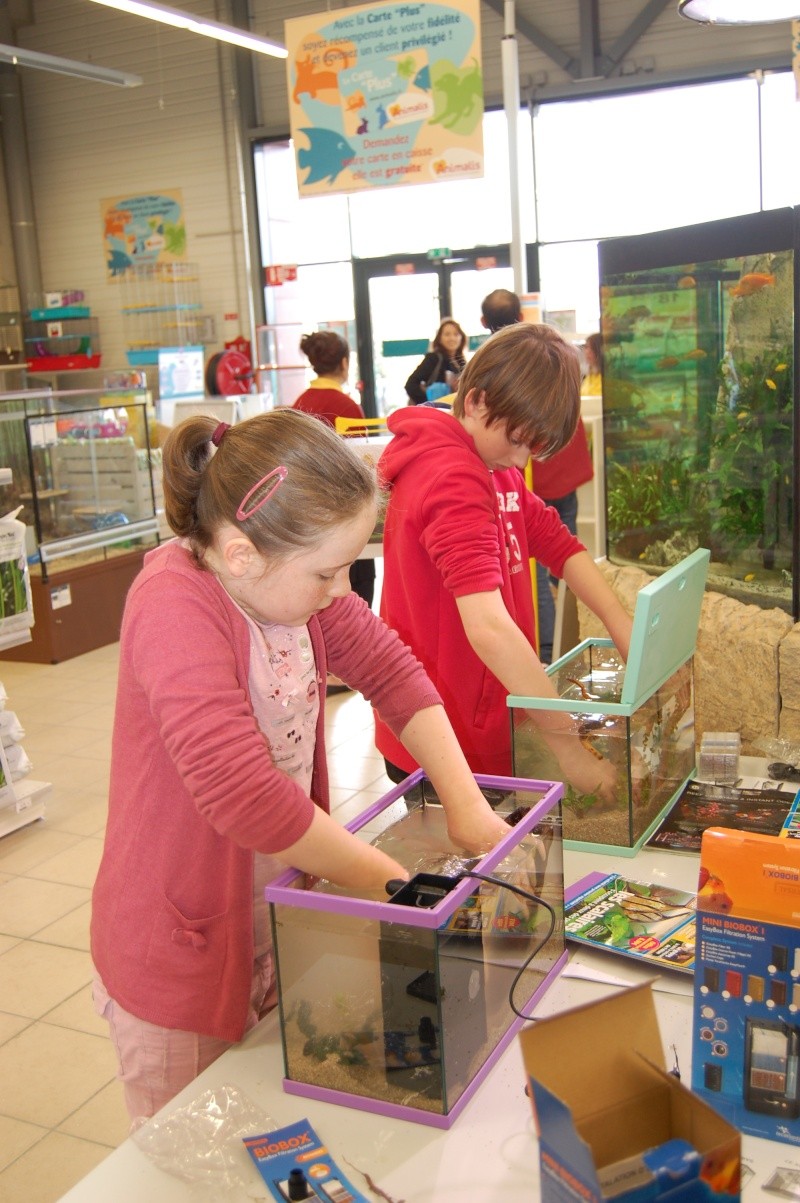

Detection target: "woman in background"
[582, 333, 603, 395]
[404, 319, 467, 404]
[292, 330, 365, 428]
[292, 330, 375, 682]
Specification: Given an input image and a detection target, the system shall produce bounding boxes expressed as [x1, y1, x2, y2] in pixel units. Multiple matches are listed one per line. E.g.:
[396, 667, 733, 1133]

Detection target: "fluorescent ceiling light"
[0, 43, 142, 86]
[86, 0, 287, 58]
[678, 0, 800, 22]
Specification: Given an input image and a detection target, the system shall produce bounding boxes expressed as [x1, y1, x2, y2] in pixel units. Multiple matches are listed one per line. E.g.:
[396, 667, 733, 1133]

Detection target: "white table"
[59, 764, 797, 1201]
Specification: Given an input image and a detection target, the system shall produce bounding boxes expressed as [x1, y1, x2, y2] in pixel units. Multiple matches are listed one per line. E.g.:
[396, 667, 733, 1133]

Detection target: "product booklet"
[564, 872, 696, 974]
[646, 778, 799, 853]
[244, 1118, 369, 1203]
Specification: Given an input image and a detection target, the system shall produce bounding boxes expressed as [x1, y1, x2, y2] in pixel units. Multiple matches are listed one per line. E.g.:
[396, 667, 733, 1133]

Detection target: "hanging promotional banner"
[794, 20, 800, 101]
[285, 0, 483, 197]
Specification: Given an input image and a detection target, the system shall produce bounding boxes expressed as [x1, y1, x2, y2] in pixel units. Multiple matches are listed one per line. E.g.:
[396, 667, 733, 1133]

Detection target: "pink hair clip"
[236, 465, 288, 521]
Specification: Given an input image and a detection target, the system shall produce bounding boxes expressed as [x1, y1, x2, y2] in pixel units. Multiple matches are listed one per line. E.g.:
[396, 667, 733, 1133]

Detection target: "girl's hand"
[445, 804, 513, 856]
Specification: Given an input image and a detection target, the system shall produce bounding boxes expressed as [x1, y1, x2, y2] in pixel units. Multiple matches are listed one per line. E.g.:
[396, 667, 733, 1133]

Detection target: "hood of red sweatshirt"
[380, 405, 475, 486]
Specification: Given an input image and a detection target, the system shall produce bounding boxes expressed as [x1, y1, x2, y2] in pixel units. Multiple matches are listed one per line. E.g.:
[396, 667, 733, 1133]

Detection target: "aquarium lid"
[621, 547, 710, 708]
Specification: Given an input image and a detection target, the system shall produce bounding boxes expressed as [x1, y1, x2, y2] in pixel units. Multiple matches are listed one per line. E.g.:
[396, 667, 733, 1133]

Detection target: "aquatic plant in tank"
[598, 207, 798, 617]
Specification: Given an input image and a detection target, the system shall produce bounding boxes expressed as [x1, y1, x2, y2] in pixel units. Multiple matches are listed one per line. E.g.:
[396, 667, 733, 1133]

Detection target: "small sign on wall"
[101, 189, 187, 280]
[265, 264, 298, 286]
[50, 584, 72, 610]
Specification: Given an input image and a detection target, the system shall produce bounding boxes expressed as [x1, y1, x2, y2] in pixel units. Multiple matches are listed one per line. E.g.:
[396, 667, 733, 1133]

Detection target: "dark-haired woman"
[291, 329, 365, 427]
[404, 319, 467, 404]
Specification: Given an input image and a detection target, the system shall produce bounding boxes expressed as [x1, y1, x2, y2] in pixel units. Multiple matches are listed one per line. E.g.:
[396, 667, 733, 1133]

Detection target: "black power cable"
[460, 870, 558, 1022]
[387, 869, 559, 1022]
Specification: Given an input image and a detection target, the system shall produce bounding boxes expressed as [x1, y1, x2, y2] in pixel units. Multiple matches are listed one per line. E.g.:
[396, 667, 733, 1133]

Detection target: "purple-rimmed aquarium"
[264, 771, 565, 1129]
[599, 206, 799, 618]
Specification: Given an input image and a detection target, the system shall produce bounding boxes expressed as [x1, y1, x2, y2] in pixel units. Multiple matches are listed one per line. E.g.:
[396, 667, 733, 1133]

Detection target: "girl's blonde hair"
[452, 323, 580, 459]
[162, 408, 378, 560]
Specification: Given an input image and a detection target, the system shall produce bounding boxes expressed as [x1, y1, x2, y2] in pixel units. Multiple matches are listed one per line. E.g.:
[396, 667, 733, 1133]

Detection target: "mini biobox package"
[521, 981, 741, 1203]
[510, 548, 708, 855]
[264, 771, 565, 1128]
[693, 827, 800, 1146]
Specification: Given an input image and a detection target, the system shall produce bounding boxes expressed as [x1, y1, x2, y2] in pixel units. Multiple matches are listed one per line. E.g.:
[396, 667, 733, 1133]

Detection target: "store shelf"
[26, 354, 102, 372]
[0, 778, 51, 838]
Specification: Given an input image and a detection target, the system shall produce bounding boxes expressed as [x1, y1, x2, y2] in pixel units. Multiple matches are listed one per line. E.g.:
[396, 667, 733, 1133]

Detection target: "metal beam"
[578, 0, 601, 80]
[520, 52, 791, 104]
[482, 0, 579, 76]
[482, 0, 673, 83]
[599, 0, 672, 75]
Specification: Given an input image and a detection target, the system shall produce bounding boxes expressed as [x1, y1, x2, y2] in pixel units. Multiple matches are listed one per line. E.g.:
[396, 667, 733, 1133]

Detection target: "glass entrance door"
[353, 248, 537, 416]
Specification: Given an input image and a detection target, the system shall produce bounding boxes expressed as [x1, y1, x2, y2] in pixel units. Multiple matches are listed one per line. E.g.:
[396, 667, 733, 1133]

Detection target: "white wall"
[14, 0, 251, 367]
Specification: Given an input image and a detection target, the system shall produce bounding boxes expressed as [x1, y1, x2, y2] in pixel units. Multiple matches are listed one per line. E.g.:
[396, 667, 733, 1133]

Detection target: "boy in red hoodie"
[376, 321, 632, 799]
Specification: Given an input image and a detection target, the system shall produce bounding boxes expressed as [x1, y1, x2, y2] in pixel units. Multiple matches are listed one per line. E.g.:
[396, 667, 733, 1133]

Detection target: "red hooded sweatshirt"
[376, 406, 584, 777]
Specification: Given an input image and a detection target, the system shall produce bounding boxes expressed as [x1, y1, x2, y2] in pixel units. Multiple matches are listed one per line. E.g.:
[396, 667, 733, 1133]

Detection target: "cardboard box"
[693, 827, 800, 1145]
[521, 982, 741, 1202]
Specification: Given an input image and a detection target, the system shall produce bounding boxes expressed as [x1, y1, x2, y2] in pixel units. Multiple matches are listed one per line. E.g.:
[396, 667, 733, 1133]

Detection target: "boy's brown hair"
[453, 322, 581, 460]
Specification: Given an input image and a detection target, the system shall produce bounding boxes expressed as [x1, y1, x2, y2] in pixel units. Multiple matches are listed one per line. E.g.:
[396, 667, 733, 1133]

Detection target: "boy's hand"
[561, 746, 618, 807]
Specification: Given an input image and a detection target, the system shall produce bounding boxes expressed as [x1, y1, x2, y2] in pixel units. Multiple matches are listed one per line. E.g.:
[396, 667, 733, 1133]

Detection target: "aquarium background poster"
[285, 0, 484, 198]
[101, 190, 187, 280]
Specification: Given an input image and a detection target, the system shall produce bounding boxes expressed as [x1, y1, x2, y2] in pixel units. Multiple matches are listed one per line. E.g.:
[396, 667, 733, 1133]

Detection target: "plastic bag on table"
[132, 1082, 274, 1200]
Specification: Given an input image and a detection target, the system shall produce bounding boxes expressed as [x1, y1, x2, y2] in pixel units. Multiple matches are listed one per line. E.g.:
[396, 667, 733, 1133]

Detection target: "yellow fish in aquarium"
[677, 275, 696, 289]
[681, 348, 708, 360]
[656, 355, 680, 369]
[730, 272, 776, 297]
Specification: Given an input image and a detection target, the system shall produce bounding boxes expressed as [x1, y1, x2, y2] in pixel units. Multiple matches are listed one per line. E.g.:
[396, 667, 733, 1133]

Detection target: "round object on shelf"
[205, 348, 253, 396]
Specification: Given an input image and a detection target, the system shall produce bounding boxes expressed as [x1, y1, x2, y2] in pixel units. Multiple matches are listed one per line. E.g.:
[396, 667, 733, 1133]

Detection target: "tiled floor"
[0, 641, 394, 1203]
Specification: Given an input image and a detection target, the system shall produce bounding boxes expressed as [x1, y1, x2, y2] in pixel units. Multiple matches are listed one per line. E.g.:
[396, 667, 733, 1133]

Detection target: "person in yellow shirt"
[582, 332, 603, 396]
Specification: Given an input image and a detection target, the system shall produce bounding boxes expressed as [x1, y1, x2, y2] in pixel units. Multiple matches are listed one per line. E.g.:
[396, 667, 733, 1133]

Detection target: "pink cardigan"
[91, 541, 440, 1041]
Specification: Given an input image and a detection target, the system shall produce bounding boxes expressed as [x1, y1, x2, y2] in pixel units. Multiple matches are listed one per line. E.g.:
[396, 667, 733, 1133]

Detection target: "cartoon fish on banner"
[298, 127, 354, 185]
[731, 272, 776, 298]
[107, 248, 132, 277]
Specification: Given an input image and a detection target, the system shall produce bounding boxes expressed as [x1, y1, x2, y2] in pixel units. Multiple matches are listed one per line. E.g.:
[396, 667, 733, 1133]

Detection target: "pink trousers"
[93, 953, 276, 1125]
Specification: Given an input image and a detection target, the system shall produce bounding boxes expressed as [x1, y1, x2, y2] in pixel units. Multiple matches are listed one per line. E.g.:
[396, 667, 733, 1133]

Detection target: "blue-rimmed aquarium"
[598, 207, 798, 618]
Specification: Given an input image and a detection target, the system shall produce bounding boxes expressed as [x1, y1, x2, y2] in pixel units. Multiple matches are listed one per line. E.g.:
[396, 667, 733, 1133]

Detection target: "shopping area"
[1, 3, 800, 1202]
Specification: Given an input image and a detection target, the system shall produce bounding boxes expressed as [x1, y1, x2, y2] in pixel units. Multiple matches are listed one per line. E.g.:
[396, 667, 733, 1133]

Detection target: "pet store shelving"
[24, 290, 101, 372]
[0, 283, 23, 368]
[0, 466, 51, 835]
[121, 262, 214, 365]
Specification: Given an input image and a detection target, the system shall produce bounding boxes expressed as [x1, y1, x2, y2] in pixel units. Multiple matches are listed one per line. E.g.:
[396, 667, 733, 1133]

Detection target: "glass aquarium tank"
[0, 382, 161, 579]
[598, 206, 798, 617]
[510, 550, 707, 854]
[512, 646, 694, 853]
[265, 771, 565, 1128]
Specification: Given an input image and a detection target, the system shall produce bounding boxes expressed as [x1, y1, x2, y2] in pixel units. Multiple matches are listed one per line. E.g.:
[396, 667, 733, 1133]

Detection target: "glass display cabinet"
[0, 385, 163, 662]
[598, 206, 799, 618]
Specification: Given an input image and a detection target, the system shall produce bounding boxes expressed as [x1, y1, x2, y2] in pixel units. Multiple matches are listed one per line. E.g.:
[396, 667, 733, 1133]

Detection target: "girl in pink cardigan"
[91, 408, 509, 1122]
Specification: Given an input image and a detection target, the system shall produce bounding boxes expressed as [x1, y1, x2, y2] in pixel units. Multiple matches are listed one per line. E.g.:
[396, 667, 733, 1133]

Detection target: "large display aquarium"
[599, 207, 799, 618]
